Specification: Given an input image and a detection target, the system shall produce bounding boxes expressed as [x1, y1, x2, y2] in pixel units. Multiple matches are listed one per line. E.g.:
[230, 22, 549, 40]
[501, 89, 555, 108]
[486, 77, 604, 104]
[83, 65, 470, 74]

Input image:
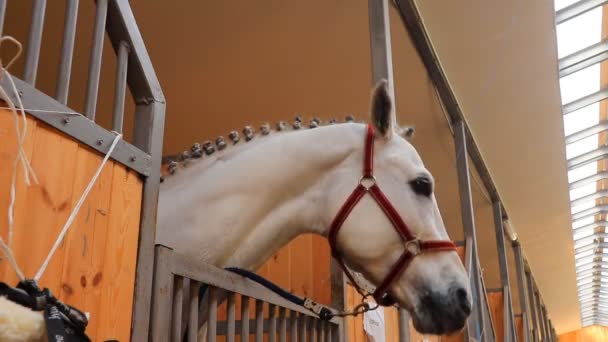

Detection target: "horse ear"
[370, 79, 395, 138]
[397, 126, 415, 141]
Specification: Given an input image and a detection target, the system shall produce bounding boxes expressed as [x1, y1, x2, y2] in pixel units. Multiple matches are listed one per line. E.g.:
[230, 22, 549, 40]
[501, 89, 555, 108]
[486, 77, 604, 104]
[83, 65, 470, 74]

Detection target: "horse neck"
[156, 123, 365, 270]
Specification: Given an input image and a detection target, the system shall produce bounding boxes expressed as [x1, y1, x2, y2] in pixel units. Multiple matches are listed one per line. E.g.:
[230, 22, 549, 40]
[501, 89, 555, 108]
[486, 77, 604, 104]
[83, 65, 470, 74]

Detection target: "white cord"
[34, 132, 122, 282]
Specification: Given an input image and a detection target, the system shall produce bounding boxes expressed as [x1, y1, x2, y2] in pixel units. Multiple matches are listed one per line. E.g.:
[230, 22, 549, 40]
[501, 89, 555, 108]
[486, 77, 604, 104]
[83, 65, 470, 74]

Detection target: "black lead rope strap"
[0, 280, 91, 342]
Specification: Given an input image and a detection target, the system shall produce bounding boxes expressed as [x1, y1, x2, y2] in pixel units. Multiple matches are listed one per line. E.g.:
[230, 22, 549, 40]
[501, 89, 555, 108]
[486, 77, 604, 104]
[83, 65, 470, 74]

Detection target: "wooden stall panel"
[0, 111, 143, 341]
[487, 290, 504, 342]
[560, 325, 608, 342]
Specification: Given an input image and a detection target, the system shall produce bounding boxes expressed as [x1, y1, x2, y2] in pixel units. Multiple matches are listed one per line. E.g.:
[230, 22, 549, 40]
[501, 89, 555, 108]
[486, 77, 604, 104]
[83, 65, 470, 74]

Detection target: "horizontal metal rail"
[567, 145, 608, 170]
[556, 0, 608, 24]
[570, 189, 608, 207]
[563, 87, 608, 114]
[572, 205, 608, 221]
[566, 120, 608, 145]
[559, 39, 608, 78]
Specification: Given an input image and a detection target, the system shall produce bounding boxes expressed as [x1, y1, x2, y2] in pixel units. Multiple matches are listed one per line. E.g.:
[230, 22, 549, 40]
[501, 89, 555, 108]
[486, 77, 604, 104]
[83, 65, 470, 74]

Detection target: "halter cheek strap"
[327, 124, 457, 305]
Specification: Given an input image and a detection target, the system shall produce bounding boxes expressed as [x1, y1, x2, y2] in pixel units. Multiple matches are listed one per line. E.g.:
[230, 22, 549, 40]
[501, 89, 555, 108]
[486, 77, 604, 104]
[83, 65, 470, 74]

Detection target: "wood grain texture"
[487, 290, 504, 342]
[0, 111, 143, 340]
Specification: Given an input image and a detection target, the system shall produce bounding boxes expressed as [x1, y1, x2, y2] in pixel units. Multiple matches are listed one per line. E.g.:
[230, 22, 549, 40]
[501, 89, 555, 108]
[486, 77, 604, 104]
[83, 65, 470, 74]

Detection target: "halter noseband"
[328, 124, 457, 306]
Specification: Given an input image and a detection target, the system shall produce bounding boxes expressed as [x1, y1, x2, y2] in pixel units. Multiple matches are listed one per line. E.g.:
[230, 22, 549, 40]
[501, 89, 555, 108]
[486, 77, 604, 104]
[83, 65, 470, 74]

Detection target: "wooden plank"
[0, 110, 38, 280]
[290, 235, 314, 299]
[58, 143, 115, 338]
[515, 315, 524, 342]
[487, 290, 505, 342]
[96, 164, 143, 341]
[312, 235, 332, 306]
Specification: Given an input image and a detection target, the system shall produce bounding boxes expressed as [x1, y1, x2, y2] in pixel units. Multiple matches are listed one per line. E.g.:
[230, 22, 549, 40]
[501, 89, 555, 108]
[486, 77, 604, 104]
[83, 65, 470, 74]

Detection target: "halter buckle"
[404, 239, 421, 256]
[358, 175, 377, 189]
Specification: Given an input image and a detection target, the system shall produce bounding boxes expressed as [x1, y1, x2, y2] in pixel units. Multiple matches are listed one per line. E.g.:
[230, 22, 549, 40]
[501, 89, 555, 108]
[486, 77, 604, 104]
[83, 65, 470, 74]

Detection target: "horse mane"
[160, 115, 414, 182]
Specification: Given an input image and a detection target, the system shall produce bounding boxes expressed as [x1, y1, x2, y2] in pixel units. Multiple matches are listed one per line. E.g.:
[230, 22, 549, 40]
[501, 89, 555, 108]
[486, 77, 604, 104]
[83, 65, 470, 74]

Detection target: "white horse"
[156, 80, 471, 338]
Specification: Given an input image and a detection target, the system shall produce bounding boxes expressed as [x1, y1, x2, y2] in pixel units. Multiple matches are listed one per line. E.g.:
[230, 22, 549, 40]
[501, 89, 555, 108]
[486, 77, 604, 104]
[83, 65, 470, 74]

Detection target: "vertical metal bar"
[278, 307, 287, 342]
[241, 296, 250, 342]
[0, 0, 6, 37]
[23, 0, 47, 85]
[84, 0, 108, 120]
[188, 281, 200, 342]
[368, 0, 396, 126]
[324, 322, 331, 342]
[150, 246, 174, 342]
[493, 202, 516, 342]
[534, 289, 547, 342]
[255, 300, 264, 342]
[514, 243, 531, 342]
[398, 309, 410, 342]
[526, 271, 540, 342]
[269, 304, 277, 342]
[55, 0, 79, 104]
[307, 317, 315, 342]
[319, 321, 326, 342]
[290, 311, 298, 342]
[112, 41, 129, 133]
[227, 293, 236, 342]
[172, 276, 184, 342]
[455, 120, 485, 339]
[541, 305, 550, 342]
[207, 287, 218, 342]
[299, 314, 307, 342]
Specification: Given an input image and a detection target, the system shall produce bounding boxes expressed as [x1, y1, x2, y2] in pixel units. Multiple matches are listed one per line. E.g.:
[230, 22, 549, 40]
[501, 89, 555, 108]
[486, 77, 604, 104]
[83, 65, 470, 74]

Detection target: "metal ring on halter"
[404, 238, 422, 256]
[358, 175, 377, 189]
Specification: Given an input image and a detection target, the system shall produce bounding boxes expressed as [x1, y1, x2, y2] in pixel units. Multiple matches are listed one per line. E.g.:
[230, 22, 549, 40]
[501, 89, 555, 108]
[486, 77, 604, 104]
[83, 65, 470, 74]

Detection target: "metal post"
[84, 0, 109, 120]
[455, 120, 485, 340]
[525, 270, 540, 342]
[56, 0, 80, 104]
[533, 288, 547, 342]
[493, 202, 516, 342]
[112, 41, 129, 133]
[23, 0, 47, 85]
[513, 242, 531, 342]
[368, 0, 396, 111]
[0, 0, 7, 37]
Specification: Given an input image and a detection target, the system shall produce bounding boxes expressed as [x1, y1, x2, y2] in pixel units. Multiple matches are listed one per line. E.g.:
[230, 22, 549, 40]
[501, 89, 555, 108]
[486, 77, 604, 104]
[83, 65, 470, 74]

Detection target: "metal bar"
[526, 271, 540, 342]
[559, 39, 608, 78]
[563, 87, 608, 115]
[567, 146, 608, 171]
[514, 242, 531, 342]
[150, 246, 174, 342]
[0, 0, 6, 37]
[541, 305, 551, 342]
[573, 220, 608, 232]
[299, 314, 307, 342]
[290, 311, 298, 342]
[278, 308, 287, 342]
[112, 41, 129, 133]
[255, 300, 264, 342]
[455, 120, 484, 339]
[227, 293, 236, 342]
[368, 0, 396, 125]
[207, 287, 218, 342]
[172, 276, 184, 342]
[241, 296, 250, 341]
[534, 290, 547, 342]
[572, 204, 608, 221]
[269, 304, 277, 342]
[84, 0, 108, 120]
[189, 282, 200, 342]
[398, 309, 410, 342]
[566, 121, 608, 146]
[55, 0, 79, 104]
[23, 0, 47, 85]
[556, 0, 608, 24]
[493, 202, 516, 341]
[570, 189, 608, 207]
[307, 316, 314, 342]
[324, 321, 330, 342]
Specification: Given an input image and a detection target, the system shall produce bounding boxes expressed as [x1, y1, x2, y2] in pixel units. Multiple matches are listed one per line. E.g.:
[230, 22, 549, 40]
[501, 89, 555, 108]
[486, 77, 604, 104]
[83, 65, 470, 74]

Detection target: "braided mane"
[160, 115, 414, 182]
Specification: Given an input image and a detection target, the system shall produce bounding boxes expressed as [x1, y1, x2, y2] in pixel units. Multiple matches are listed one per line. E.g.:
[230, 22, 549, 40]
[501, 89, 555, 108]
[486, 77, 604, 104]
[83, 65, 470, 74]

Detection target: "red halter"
[328, 124, 457, 305]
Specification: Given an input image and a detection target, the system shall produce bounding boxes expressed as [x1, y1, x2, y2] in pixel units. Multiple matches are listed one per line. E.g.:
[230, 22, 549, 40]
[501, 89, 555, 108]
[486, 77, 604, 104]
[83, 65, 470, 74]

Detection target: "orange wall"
[559, 325, 608, 342]
[0, 110, 143, 341]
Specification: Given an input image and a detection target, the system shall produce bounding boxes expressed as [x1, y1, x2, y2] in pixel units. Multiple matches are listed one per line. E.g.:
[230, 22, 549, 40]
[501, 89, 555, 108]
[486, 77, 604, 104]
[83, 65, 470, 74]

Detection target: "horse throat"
[156, 124, 363, 271]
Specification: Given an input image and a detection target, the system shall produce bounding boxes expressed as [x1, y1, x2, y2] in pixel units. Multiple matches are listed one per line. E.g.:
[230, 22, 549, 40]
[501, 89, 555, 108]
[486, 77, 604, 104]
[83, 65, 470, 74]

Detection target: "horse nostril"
[455, 287, 471, 315]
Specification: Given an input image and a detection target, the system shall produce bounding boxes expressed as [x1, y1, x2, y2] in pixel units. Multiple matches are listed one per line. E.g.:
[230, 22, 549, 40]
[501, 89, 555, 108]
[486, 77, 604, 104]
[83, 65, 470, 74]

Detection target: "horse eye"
[409, 177, 432, 197]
